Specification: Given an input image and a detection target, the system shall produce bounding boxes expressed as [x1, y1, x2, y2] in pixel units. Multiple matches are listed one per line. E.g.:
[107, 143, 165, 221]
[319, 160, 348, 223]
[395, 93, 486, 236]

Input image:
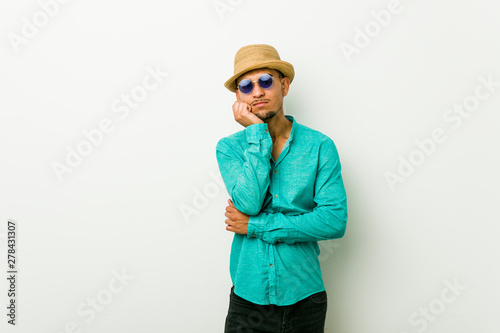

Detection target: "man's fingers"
[233, 101, 252, 116]
[226, 219, 234, 232]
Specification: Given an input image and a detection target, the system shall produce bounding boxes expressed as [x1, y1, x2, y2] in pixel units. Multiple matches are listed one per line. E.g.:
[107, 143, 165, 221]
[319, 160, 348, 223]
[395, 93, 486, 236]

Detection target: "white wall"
[1, 0, 499, 332]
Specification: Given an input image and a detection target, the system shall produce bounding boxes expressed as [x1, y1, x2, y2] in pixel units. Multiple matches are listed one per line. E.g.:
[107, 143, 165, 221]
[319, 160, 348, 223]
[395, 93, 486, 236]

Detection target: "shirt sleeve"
[216, 123, 273, 216]
[246, 139, 348, 244]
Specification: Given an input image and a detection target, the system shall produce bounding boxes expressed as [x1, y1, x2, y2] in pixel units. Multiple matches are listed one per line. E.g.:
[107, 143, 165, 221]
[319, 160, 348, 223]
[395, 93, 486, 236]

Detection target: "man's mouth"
[253, 101, 268, 107]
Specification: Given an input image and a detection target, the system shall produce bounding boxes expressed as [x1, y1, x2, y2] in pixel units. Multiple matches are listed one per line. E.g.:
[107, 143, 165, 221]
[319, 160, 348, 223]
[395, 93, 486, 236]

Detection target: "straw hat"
[224, 44, 295, 92]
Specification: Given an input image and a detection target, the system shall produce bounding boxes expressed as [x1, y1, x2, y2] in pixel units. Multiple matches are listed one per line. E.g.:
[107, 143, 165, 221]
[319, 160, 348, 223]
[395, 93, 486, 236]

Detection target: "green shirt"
[216, 114, 348, 305]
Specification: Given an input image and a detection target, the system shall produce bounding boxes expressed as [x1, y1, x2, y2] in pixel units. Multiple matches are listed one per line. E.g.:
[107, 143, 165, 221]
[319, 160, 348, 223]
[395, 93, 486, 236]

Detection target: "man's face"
[235, 68, 290, 122]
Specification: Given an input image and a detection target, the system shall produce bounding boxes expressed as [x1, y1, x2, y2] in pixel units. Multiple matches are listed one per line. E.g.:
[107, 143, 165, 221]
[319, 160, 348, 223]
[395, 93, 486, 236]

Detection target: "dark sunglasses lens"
[238, 79, 253, 94]
[259, 74, 273, 89]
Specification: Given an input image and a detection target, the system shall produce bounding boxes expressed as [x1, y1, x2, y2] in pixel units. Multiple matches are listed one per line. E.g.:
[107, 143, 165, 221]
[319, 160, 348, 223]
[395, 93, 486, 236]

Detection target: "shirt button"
[274, 194, 278, 198]
[274, 170, 277, 174]
[264, 129, 268, 133]
[277, 239, 282, 242]
[269, 264, 273, 267]
[253, 234, 256, 237]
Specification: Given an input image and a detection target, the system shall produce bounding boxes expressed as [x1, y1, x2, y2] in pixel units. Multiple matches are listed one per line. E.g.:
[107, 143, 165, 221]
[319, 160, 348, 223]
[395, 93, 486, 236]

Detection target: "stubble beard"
[254, 105, 283, 122]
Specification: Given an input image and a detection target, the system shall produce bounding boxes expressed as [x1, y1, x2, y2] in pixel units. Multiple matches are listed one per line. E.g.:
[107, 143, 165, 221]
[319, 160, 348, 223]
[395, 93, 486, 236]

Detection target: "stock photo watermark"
[236, 299, 276, 333]
[385, 74, 499, 192]
[339, 0, 404, 63]
[51, 64, 169, 182]
[233, 239, 341, 332]
[400, 278, 467, 333]
[53, 268, 134, 333]
[7, 0, 73, 53]
[288, 239, 341, 294]
[6, 219, 19, 325]
[179, 170, 225, 224]
[212, 0, 245, 21]
[318, 239, 341, 262]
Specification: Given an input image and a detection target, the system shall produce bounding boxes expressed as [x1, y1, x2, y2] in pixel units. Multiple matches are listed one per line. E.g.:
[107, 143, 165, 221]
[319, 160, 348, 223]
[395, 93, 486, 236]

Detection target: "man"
[216, 44, 348, 333]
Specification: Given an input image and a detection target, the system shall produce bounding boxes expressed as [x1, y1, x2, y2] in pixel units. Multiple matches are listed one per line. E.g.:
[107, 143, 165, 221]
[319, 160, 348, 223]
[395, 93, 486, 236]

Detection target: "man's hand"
[225, 198, 250, 235]
[232, 101, 264, 128]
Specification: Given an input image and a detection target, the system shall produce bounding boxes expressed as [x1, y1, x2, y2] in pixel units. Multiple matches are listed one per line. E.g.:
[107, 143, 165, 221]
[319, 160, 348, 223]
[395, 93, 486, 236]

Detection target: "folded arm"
[247, 139, 348, 244]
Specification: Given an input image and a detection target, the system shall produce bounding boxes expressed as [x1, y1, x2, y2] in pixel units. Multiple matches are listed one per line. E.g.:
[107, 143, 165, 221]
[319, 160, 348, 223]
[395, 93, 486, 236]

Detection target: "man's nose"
[252, 84, 265, 98]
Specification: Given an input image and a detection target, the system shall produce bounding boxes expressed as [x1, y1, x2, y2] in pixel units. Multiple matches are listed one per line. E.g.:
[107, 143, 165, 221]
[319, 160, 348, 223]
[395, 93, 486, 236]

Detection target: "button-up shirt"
[215, 114, 348, 306]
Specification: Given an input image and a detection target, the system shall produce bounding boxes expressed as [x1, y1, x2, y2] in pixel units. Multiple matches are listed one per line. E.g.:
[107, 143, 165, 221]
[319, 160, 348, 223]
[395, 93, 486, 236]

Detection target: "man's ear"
[235, 90, 240, 101]
[281, 77, 291, 97]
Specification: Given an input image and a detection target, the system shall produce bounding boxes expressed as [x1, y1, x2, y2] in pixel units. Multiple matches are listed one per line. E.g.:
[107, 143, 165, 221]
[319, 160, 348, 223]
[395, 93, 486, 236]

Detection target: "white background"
[1, 0, 499, 332]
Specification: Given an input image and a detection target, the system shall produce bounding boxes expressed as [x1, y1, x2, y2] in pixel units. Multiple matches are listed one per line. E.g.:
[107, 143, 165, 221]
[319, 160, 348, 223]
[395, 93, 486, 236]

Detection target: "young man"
[216, 44, 348, 333]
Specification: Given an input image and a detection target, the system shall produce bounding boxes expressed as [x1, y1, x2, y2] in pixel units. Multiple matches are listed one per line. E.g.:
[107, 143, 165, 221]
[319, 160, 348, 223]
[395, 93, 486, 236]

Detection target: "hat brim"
[224, 60, 295, 92]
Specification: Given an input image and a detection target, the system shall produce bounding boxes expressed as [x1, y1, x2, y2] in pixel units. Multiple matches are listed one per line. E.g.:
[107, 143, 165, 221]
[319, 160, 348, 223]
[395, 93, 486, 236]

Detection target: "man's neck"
[264, 111, 292, 142]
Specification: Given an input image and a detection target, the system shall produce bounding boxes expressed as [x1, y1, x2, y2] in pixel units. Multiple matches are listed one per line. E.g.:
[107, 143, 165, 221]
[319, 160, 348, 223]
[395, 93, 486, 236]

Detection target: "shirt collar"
[284, 114, 296, 143]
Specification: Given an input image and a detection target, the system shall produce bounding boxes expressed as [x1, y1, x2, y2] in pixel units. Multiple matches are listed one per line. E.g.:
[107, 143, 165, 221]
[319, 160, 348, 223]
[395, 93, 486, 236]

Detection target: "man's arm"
[246, 139, 348, 244]
[216, 122, 273, 216]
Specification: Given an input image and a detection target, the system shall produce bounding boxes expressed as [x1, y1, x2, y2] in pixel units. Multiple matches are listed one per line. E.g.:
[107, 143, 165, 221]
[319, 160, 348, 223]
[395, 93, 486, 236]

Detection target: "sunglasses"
[237, 73, 283, 94]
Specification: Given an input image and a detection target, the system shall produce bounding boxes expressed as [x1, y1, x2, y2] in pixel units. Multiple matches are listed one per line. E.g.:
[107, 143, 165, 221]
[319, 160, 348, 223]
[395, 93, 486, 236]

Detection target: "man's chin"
[256, 110, 278, 121]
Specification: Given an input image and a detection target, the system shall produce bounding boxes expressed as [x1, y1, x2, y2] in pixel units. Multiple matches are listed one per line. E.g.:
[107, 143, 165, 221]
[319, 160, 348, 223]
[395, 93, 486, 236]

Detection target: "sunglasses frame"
[236, 73, 284, 95]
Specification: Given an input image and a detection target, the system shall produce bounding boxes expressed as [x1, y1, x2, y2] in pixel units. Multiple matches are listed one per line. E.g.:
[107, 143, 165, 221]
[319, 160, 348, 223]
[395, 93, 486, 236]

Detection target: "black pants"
[224, 286, 327, 333]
